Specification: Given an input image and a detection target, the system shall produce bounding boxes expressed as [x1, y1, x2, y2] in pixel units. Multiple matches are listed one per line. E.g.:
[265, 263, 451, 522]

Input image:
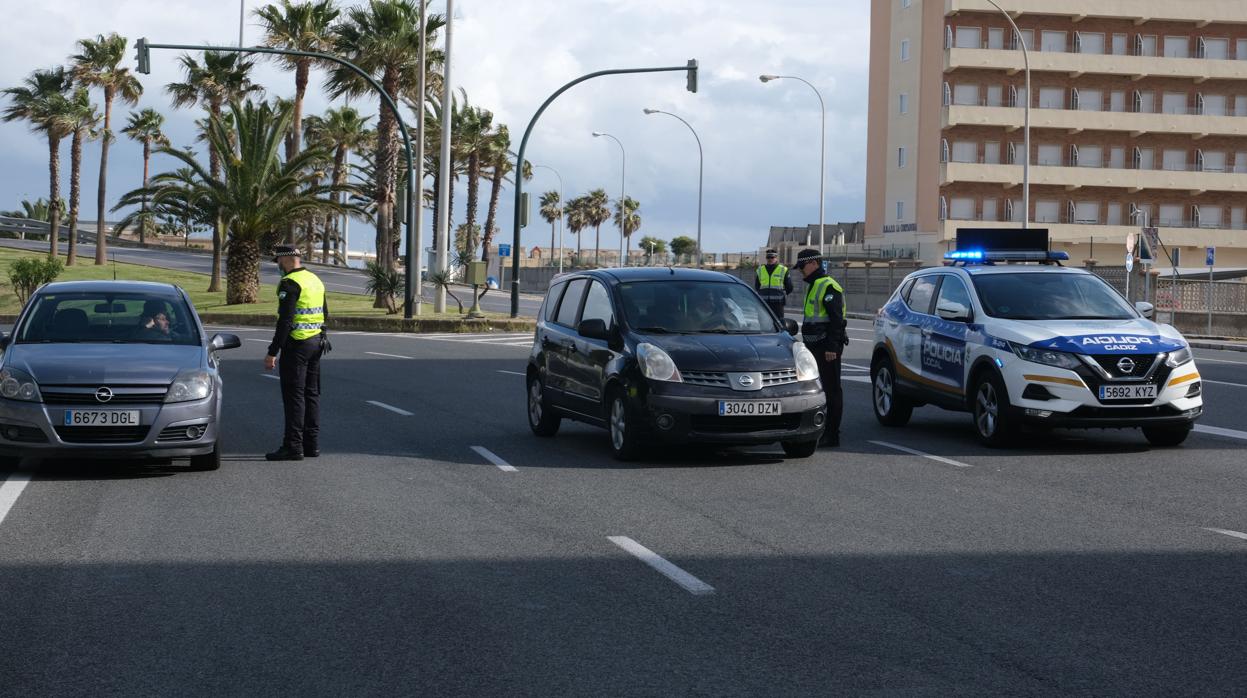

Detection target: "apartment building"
[865, 0, 1247, 267]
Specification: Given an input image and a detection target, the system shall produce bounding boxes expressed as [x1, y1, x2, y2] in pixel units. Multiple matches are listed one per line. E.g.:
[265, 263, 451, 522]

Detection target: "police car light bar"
[943, 250, 1069, 263]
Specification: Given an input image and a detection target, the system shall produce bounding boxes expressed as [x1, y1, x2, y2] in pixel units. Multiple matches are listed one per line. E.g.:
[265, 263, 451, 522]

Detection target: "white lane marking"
[260, 374, 280, 380]
[1204, 527, 1247, 542]
[1201, 379, 1247, 389]
[470, 445, 518, 472]
[843, 375, 872, 384]
[1193, 356, 1247, 365]
[1193, 424, 1247, 441]
[205, 326, 264, 332]
[869, 440, 972, 468]
[841, 362, 870, 371]
[497, 370, 526, 376]
[367, 400, 413, 416]
[245, 338, 269, 343]
[608, 536, 715, 596]
[366, 351, 412, 359]
[0, 472, 32, 528]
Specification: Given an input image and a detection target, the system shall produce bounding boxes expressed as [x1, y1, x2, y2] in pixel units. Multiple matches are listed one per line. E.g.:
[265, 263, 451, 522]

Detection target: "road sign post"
[1124, 233, 1136, 301]
[1207, 247, 1215, 335]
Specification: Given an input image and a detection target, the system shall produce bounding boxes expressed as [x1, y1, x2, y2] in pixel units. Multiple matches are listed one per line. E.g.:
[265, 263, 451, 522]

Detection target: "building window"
[1201, 94, 1226, 116]
[1074, 201, 1101, 224]
[900, 39, 910, 62]
[1078, 146, 1103, 168]
[1162, 149, 1187, 171]
[1199, 206, 1224, 228]
[1237, 96, 1247, 116]
[988, 28, 1005, 50]
[1112, 33, 1128, 55]
[1040, 31, 1067, 52]
[901, 0, 911, 7]
[898, 146, 907, 168]
[1107, 203, 1123, 225]
[951, 141, 977, 163]
[896, 201, 904, 221]
[986, 85, 1003, 106]
[1158, 204, 1184, 227]
[1110, 147, 1126, 169]
[1162, 92, 1188, 115]
[1231, 207, 1245, 229]
[955, 27, 981, 49]
[1077, 32, 1105, 55]
[1039, 87, 1065, 109]
[1110, 91, 1126, 112]
[1201, 150, 1226, 172]
[899, 93, 908, 114]
[953, 84, 979, 105]
[983, 141, 1001, 164]
[1077, 88, 1103, 111]
[1035, 200, 1060, 223]
[1037, 144, 1062, 166]
[949, 197, 975, 220]
[1238, 39, 1247, 60]
[982, 199, 999, 221]
[1202, 38, 1229, 60]
[1236, 151, 1247, 174]
[1164, 36, 1190, 58]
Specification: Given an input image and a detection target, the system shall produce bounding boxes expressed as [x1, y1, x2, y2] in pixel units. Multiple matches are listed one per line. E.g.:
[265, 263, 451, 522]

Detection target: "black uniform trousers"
[817, 351, 843, 438]
[765, 298, 787, 321]
[279, 335, 324, 453]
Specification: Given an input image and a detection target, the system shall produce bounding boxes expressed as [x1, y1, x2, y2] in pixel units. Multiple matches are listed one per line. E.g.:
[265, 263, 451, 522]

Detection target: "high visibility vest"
[282, 268, 325, 340]
[803, 272, 842, 326]
[756, 264, 788, 301]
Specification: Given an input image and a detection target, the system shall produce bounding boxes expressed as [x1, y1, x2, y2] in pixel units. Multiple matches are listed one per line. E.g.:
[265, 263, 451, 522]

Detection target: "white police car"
[870, 244, 1202, 447]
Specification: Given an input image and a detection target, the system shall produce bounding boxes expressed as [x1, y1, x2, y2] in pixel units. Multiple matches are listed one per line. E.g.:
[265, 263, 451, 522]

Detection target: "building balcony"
[946, 0, 1247, 31]
[941, 161, 1247, 193]
[937, 219, 1247, 247]
[945, 47, 1247, 83]
[944, 104, 1247, 138]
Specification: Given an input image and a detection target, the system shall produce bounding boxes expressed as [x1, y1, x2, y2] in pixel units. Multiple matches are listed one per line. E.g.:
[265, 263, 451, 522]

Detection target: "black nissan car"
[526, 268, 827, 460]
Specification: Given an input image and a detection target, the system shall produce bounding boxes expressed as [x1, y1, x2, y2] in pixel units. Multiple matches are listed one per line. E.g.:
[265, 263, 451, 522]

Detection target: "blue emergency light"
[945, 228, 1068, 264]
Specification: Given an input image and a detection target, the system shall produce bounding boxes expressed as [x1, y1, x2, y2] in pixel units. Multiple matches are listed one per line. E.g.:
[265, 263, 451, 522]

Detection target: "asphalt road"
[0, 237, 545, 317]
[2, 318, 1246, 695]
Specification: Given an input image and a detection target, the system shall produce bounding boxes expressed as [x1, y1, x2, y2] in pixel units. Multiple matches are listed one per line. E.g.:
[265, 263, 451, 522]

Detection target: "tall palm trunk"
[225, 236, 262, 305]
[67, 128, 84, 266]
[481, 165, 503, 264]
[370, 68, 400, 307]
[139, 138, 151, 246]
[292, 60, 308, 156]
[465, 151, 480, 253]
[549, 219, 556, 264]
[47, 135, 62, 261]
[326, 146, 346, 265]
[94, 85, 113, 265]
[207, 99, 224, 292]
[594, 224, 601, 267]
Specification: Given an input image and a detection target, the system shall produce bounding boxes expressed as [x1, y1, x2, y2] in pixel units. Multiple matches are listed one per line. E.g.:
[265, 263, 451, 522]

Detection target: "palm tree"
[60, 88, 101, 266]
[2, 67, 74, 260]
[1, 198, 66, 221]
[329, 0, 445, 308]
[565, 195, 588, 266]
[121, 108, 170, 247]
[167, 50, 263, 291]
[254, 0, 340, 160]
[306, 106, 372, 264]
[420, 90, 468, 256]
[584, 188, 610, 267]
[481, 125, 523, 264]
[613, 196, 641, 265]
[457, 98, 494, 259]
[538, 189, 561, 264]
[72, 33, 143, 266]
[114, 100, 354, 304]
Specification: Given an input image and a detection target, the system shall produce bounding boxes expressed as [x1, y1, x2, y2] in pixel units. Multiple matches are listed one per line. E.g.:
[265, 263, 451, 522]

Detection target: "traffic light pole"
[509, 60, 698, 317]
[136, 40, 422, 318]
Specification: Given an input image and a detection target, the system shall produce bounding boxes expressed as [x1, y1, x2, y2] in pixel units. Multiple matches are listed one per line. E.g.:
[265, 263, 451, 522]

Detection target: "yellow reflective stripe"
[1023, 374, 1086, 388]
[1167, 372, 1200, 387]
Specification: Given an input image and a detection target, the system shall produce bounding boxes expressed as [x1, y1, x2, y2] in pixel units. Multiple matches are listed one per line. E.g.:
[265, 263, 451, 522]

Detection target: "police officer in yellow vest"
[264, 245, 329, 461]
[754, 248, 793, 320]
[795, 248, 847, 447]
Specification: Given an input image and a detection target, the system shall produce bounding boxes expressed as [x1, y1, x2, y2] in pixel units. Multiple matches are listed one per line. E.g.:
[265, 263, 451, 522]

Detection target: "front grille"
[0, 423, 47, 443]
[157, 425, 204, 442]
[681, 371, 729, 387]
[761, 369, 799, 387]
[1074, 358, 1174, 406]
[690, 414, 802, 433]
[42, 386, 168, 405]
[1090, 354, 1157, 379]
[54, 426, 150, 444]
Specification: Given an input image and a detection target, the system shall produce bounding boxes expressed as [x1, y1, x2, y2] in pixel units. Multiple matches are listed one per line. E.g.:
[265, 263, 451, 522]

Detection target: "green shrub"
[363, 260, 403, 314]
[9, 257, 63, 305]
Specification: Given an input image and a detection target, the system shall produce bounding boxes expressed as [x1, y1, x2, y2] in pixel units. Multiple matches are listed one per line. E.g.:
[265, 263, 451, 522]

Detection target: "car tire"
[608, 391, 644, 462]
[1142, 425, 1191, 447]
[0, 455, 21, 470]
[971, 371, 1017, 448]
[781, 439, 818, 458]
[189, 440, 221, 471]
[527, 374, 561, 437]
[871, 357, 913, 427]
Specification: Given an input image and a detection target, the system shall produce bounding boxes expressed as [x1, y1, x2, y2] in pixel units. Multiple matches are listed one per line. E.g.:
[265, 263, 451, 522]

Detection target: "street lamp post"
[532, 164, 564, 274]
[592, 131, 626, 267]
[643, 108, 703, 268]
[411, 0, 428, 313]
[434, 0, 453, 313]
[760, 74, 825, 253]
[985, 0, 1030, 229]
[1130, 208, 1149, 304]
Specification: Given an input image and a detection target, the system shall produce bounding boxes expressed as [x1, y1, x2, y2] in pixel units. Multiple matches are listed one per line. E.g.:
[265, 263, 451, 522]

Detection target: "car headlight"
[0, 367, 41, 402]
[793, 342, 820, 382]
[636, 343, 681, 383]
[165, 369, 213, 403]
[1165, 346, 1192, 368]
[1009, 342, 1083, 371]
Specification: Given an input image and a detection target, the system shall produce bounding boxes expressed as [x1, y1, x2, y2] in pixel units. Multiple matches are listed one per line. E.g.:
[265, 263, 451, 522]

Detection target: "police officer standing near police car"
[265, 245, 329, 461]
[795, 248, 847, 447]
[755, 248, 793, 320]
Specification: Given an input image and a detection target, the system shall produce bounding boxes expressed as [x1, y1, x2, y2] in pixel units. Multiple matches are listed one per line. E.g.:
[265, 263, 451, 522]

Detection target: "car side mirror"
[577, 318, 611, 341]
[783, 318, 799, 336]
[210, 333, 242, 351]
[0, 332, 9, 349]
[936, 302, 973, 323]
[1134, 301, 1154, 319]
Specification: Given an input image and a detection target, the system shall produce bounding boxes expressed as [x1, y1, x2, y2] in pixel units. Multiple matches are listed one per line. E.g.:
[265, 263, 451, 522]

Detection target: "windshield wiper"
[634, 326, 676, 334]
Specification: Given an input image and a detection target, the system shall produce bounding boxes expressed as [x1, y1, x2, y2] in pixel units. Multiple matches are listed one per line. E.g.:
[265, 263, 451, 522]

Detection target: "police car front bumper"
[1002, 359, 1204, 429]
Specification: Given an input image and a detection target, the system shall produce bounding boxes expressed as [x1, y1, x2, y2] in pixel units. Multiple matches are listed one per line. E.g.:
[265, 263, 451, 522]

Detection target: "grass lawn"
[0, 247, 501, 319]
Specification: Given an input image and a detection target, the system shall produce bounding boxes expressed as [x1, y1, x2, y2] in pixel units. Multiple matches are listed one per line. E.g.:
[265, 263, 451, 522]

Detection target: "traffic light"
[135, 37, 150, 75]
[686, 59, 698, 93]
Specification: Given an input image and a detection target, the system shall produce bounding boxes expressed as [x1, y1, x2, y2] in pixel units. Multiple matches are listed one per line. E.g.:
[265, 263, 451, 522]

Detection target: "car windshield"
[971, 272, 1136, 321]
[618, 280, 780, 334]
[16, 291, 201, 345]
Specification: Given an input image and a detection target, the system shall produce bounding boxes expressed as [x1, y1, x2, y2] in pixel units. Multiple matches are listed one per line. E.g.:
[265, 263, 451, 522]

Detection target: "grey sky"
[0, 0, 870, 255]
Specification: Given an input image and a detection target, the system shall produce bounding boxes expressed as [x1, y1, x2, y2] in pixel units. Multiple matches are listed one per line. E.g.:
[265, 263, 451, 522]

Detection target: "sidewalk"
[1186, 336, 1247, 353]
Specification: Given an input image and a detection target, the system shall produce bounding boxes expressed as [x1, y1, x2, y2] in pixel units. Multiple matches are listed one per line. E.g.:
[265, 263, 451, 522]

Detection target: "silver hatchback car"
[0, 280, 241, 470]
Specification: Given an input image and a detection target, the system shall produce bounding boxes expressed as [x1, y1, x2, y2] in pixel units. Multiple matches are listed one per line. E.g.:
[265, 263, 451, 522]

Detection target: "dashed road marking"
[497, 370, 526, 376]
[843, 375, 872, 384]
[1193, 424, 1247, 441]
[366, 400, 413, 416]
[608, 536, 715, 596]
[471, 446, 518, 472]
[1204, 527, 1247, 542]
[366, 351, 412, 359]
[841, 363, 870, 371]
[1201, 378, 1247, 389]
[0, 472, 32, 528]
[869, 440, 972, 468]
[260, 374, 280, 381]
[1193, 356, 1247, 365]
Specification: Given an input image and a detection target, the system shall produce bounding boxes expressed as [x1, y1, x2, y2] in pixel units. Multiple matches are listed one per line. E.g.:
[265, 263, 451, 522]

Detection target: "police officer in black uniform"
[265, 245, 330, 461]
[795, 248, 848, 447]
